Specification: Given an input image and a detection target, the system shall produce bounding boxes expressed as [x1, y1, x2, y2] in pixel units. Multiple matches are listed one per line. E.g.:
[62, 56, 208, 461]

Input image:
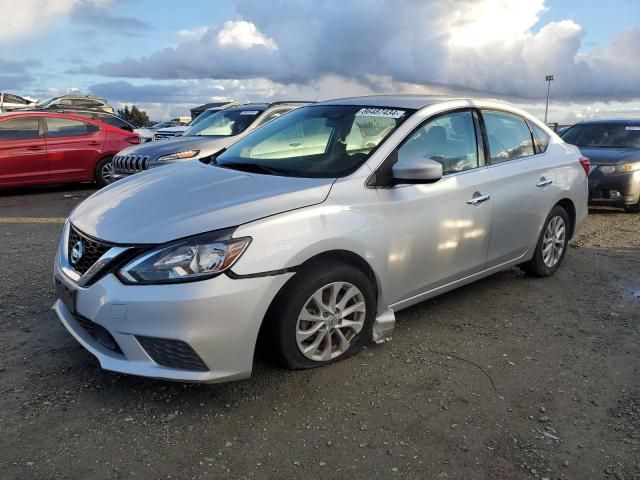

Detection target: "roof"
[316, 95, 463, 109]
[574, 118, 640, 125]
[190, 102, 235, 112]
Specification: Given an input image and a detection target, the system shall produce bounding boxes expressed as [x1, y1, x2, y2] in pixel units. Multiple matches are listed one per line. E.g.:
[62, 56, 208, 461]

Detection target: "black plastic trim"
[225, 266, 298, 279]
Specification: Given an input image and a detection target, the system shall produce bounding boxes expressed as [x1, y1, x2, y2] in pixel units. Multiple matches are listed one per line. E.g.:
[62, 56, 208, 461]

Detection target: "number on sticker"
[356, 108, 406, 119]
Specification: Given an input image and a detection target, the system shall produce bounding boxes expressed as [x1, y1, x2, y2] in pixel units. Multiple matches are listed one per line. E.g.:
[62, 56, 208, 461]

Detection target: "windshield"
[215, 105, 413, 178]
[151, 121, 174, 129]
[185, 109, 262, 137]
[562, 123, 640, 148]
[37, 97, 58, 108]
[187, 109, 218, 127]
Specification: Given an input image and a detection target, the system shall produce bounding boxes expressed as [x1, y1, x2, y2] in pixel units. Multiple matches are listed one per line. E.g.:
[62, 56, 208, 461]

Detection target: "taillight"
[125, 135, 141, 145]
[579, 156, 590, 175]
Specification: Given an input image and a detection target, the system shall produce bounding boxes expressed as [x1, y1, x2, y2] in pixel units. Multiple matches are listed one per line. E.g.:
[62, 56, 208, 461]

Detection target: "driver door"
[375, 109, 494, 304]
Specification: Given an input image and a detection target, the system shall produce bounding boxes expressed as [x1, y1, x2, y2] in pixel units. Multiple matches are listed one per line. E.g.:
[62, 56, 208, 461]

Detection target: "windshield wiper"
[216, 162, 290, 176]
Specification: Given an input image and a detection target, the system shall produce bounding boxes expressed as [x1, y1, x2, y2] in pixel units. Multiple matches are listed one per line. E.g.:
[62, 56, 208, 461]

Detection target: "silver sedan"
[53, 96, 588, 382]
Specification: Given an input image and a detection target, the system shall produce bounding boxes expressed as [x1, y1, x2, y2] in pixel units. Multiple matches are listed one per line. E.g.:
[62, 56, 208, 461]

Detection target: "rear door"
[44, 116, 105, 182]
[480, 110, 558, 266]
[0, 116, 48, 187]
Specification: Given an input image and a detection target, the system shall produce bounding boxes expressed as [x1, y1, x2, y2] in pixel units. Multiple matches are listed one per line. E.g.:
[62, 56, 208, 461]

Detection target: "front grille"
[74, 314, 123, 354]
[136, 336, 208, 371]
[68, 225, 112, 275]
[113, 154, 150, 174]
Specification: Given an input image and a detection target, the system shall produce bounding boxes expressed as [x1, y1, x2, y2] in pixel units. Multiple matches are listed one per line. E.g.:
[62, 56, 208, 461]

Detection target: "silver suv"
[53, 96, 588, 382]
[111, 101, 308, 181]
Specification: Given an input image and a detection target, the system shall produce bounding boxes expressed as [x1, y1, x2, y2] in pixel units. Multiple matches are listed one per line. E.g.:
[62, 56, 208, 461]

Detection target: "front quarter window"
[215, 105, 413, 178]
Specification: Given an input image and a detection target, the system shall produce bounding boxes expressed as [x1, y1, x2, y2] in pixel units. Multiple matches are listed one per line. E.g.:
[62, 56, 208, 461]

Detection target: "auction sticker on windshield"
[356, 108, 406, 119]
[625, 126, 640, 131]
[240, 111, 260, 115]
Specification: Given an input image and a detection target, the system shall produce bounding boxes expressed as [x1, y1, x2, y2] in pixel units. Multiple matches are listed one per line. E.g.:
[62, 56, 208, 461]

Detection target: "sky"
[1, 0, 639, 123]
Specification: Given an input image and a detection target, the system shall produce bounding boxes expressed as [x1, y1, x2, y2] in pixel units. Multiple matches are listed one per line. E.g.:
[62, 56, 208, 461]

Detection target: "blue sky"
[1, 0, 639, 122]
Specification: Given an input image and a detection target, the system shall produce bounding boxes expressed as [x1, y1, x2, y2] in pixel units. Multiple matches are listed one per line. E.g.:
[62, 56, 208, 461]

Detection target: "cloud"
[93, 0, 640, 102]
[70, 2, 152, 36]
[0, 0, 109, 43]
[0, 58, 41, 89]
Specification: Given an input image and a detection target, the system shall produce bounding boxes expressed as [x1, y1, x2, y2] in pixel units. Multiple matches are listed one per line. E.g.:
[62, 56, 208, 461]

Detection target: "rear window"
[561, 123, 640, 148]
[0, 117, 40, 140]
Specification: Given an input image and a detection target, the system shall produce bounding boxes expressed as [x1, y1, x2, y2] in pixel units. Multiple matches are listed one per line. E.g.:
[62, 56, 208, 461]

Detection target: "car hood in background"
[70, 161, 334, 244]
[578, 147, 640, 165]
[117, 135, 230, 160]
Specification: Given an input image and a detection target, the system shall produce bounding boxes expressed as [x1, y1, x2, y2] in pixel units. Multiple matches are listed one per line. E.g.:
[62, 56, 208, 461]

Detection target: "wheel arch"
[554, 198, 576, 239]
[254, 249, 381, 359]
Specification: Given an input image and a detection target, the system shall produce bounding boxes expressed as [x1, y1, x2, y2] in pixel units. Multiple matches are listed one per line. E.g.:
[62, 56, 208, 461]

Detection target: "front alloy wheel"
[296, 282, 366, 361]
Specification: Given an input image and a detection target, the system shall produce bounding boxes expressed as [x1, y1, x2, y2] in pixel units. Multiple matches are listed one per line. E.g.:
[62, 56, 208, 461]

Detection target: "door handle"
[88, 141, 100, 146]
[466, 193, 491, 205]
[536, 178, 553, 187]
[26, 146, 42, 151]
[289, 142, 301, 147]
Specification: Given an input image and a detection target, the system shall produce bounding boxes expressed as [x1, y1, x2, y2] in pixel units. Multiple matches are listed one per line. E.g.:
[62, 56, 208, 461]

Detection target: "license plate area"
[55, 275, 77, 313]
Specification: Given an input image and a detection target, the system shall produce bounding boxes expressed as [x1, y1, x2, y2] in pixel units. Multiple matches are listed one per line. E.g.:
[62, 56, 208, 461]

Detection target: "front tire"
[624, 201, 640, 213]
[522, 205, 570, 277]
[94, 157, 114, 187]
[270, 261, 376, 369]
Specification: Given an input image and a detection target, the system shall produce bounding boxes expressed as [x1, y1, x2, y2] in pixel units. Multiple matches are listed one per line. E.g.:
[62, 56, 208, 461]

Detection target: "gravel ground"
[0, 185, 638, 480]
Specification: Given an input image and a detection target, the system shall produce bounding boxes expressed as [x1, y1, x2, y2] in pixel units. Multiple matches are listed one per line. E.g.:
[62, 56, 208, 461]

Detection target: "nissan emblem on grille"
[70, 241, 84, 265]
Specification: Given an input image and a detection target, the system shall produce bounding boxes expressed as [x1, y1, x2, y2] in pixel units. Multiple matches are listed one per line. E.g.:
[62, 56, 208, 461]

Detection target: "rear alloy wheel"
[269, 261, 376, 369]
[522, 205, 570, 277]
[94, 157, 114, 187]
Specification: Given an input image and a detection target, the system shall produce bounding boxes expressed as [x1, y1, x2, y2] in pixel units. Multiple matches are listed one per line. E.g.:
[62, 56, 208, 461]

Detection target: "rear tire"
[94, 157, 113, 188]
[269, 261, 376, 370]
[522, 205, 570, 277]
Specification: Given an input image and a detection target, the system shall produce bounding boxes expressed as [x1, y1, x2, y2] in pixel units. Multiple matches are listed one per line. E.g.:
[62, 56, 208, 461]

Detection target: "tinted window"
[397, 111, 479, 174]
[46, 117, 92, 137]
[185, 109, 263, 137]
[256, 109, 288, 127]
[530, 122, 551, 153]
[483, 111, 534, 164]
[561, 123, 640, 148]
[0, 117, 40, 140]
[4, 94, 29, 105]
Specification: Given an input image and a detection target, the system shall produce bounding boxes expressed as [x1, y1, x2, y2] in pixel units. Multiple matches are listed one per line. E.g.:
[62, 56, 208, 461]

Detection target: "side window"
[482, 111, 534, 164]
[0, 117, 40, 140]
[98, 114, 124, 128]
[530, 122, 551, 153]
[397, 110, 479, 174]
[46, 117, 92, 137]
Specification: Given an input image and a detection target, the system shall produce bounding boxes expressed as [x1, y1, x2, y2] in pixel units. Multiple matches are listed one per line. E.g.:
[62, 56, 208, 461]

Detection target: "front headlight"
[118, 230, 251, 284]
[600, 161, 640, 174]
[156, 150, 200, 163]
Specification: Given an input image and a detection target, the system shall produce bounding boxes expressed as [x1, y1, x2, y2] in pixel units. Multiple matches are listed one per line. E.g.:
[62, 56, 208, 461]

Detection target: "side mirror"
[392, 157, 443, 184]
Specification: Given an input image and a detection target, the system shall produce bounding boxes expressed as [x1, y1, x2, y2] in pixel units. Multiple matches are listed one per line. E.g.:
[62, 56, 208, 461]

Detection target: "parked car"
[53, 96, 588, 382]
[135, 120, 185, 143]
[0, 92, 37, 112]
[0, 112, 140, 188]
[561, 119, 640, 212]
[153, 102, 239, 140]
[111, 101, 308, 181]
[31, 95, 114, 114]
[20, 107, 137, 132]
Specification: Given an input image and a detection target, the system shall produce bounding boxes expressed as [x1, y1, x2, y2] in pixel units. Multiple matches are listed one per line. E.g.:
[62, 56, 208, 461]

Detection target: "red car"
[0, 111, 140, 188]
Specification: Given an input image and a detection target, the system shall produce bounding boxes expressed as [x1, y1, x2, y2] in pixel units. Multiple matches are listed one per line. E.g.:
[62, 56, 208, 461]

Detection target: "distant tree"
[117, 105, 150, 127]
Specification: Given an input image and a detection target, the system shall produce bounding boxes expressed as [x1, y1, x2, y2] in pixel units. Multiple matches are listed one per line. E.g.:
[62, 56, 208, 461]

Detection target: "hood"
[70, 161, 334, 244]
[578, 147, 640, 165]
[117, 135, 229, 160]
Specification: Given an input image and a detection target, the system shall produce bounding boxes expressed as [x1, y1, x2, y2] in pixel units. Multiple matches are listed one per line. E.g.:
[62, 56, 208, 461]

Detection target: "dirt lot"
[0, 185, 638, 480]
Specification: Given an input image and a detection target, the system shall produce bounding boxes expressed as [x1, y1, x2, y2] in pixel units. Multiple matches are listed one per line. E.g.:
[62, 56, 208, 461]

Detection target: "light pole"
[544, 74, 554, 123]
